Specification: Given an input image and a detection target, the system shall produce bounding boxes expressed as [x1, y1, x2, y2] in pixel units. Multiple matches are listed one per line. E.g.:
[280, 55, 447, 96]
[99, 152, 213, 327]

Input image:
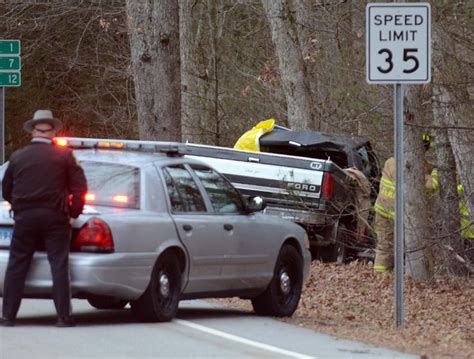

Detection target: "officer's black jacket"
[2, 138, 87, 218]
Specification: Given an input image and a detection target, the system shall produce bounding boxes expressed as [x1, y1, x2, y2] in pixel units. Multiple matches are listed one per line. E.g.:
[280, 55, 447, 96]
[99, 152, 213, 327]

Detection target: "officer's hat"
[23, 110, 63, 133]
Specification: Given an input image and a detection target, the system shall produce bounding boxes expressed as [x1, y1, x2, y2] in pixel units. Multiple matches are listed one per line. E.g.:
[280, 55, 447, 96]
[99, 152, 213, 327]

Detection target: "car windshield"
[81, 161, 140, 209]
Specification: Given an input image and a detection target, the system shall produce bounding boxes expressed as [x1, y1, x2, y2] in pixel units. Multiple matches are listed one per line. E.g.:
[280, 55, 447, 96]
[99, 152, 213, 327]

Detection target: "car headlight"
[304, 233, 310, 249]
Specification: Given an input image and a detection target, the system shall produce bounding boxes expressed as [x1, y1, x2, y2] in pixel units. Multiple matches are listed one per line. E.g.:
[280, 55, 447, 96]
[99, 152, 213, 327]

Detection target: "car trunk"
[0, 204, 131, 252]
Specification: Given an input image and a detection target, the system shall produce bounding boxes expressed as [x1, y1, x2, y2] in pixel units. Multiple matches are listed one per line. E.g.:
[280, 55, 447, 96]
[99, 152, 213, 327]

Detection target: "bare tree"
[432, 95, 465, 272]
[261, 0, 315, 130]
[404, 85, 435, 282]
[126, 0, 181, 141]
[435, 3, 474, 226]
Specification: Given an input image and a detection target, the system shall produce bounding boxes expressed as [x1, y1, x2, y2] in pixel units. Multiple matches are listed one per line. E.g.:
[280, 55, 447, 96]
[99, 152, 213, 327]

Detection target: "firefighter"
[373, 135, 437, 273]
[1, 110, 87, 327]
[458, 185, 474, 260]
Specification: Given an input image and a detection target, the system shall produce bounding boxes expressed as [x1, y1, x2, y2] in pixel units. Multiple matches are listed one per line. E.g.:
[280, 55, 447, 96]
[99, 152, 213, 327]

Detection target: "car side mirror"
[246, 196, 266, 213]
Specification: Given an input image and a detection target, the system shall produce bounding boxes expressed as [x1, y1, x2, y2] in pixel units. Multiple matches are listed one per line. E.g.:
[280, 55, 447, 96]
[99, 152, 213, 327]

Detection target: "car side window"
[163, 165, 206, 213]
[192, 166, 244, 214]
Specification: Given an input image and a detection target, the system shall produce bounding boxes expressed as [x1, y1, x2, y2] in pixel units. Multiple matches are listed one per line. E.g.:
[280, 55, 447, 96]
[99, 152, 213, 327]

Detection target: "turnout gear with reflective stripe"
[374, 158, 438, 221]
[458, 185, 474, 240]
[374, 158, 395, 220]
[373, 157, 438, 272]
[373, 213, 394, 273]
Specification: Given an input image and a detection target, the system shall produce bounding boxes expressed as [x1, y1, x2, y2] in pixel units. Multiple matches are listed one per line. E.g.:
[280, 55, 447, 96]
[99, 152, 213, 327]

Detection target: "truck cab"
[259, 130, 381, 202]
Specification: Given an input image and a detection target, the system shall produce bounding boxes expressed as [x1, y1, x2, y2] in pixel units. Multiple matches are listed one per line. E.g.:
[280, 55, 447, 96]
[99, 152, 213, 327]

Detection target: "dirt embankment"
[215, 261, 473, 359]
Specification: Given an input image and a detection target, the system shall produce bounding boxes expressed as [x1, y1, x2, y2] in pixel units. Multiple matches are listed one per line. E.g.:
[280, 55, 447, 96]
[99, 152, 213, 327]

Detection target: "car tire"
[87, 297, 128, 310]
[319, 223, 347, 264]
[251, 245, 303, 317]
[130, 252, 182, 322]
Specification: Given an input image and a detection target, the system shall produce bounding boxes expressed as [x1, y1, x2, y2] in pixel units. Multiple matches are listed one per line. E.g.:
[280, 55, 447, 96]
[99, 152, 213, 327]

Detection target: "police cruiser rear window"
[81, 161, 139, 209]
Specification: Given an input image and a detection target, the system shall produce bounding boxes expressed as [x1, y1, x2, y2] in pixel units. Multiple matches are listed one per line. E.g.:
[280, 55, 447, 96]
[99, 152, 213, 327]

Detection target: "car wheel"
[130, 252, 181, 322]
[319, 223, 348, 264]
[251, 245, 303, 317]
[87, 297, 128, 310]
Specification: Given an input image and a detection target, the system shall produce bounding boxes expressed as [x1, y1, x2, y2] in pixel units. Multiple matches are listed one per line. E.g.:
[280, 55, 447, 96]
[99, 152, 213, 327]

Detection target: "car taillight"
[321, 172, 334, 200]
[72, 218, 114, 253]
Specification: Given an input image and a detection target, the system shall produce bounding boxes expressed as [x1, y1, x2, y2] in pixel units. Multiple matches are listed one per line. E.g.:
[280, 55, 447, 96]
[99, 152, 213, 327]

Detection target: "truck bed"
[184, 143, 350, 227]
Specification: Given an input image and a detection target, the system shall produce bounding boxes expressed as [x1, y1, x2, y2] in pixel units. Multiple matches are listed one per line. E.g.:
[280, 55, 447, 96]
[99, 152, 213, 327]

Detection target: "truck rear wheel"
[251, 245, 303, 317]
[319, 223, 348, 264]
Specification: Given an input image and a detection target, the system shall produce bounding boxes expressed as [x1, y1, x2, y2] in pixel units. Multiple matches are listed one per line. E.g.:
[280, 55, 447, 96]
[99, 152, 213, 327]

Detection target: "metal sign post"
[0, 39, 21, 164]
[394, 82, 404, 327]
[0, 87, 4, 164]
[366, 2, 431, 327]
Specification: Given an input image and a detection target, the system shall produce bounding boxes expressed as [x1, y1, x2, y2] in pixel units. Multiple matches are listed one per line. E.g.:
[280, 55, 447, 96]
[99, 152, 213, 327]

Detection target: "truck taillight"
[321, 172, 334, 200]
[72, 218, 114, 253]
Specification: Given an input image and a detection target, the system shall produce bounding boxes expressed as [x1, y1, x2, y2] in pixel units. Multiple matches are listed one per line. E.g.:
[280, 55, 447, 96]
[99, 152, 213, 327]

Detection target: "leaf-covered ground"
[214, 261, 473, 359]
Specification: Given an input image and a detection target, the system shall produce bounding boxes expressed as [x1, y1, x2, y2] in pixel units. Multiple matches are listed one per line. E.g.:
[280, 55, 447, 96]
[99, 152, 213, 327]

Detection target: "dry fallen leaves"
[214, 261, 473, 359]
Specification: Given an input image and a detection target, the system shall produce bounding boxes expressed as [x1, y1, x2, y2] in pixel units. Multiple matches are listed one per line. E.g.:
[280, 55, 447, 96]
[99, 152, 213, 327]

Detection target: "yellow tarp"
[233, 119, 275, 152]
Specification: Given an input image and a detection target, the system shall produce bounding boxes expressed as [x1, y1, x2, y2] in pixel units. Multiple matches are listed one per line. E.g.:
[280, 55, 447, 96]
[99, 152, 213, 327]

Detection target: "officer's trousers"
[373, 213, 394, 272]
[2, 208, 72, 319]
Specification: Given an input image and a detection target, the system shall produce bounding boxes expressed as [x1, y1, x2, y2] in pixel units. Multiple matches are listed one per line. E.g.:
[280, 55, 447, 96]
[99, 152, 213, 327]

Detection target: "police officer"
[1, 110, 87, 327]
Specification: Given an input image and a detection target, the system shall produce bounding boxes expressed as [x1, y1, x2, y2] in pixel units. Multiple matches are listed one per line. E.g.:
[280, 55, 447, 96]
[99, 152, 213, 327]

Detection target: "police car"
[0, 138, 311, 322]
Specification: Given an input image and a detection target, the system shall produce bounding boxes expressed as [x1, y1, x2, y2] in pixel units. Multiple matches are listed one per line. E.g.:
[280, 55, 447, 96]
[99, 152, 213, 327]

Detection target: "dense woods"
[0, 1, 472, 282]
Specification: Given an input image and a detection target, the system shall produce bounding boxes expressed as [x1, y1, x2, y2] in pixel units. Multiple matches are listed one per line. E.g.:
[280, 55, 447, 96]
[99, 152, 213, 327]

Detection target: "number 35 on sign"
[366, 3, 431, 84]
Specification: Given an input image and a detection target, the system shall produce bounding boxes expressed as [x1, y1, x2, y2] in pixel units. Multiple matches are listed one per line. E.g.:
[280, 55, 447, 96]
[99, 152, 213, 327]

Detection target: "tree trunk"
[432, 84, 465, 273]
[179, 0, 196, 142]
[446, 110, 474, 226]
[433, 24, 474, 273]
[295, 0, 321, 130]
[404, 85, 434, 282]
[261, 0, 316, 130]
[432, 22, 474, 238]
[126, 0, 181, 141]
[206, 0, 222, 145]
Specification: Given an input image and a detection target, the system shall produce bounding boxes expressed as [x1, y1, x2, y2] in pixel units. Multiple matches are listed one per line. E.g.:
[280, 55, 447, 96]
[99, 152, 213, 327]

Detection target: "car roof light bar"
[55, 137, 185, 157]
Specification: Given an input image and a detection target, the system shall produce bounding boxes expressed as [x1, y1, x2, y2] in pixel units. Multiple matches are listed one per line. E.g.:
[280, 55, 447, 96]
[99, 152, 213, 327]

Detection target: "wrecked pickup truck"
[184, 130, 381, 263]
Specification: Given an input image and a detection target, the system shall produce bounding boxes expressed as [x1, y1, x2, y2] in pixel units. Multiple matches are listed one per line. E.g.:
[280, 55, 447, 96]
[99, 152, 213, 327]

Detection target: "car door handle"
[223, 224, 233, 231]
[182, 224, 193, 232]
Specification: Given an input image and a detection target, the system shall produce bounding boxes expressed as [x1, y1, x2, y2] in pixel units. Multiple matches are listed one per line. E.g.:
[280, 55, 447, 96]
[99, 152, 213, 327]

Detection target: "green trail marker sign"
[0, 40, 20, 55]
[0, 56, 21, 71]
[0, 39, 21, 164]
[0, 40, 21, 87]
[0, 72, 21, 86]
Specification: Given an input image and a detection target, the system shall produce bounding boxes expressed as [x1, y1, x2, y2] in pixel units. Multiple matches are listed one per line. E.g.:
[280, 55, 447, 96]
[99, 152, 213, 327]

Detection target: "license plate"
[0, 227, 13, 248]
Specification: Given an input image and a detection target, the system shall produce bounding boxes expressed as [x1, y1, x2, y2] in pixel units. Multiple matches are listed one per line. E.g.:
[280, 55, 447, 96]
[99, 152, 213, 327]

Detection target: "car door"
[189, 165, 273, 290]
[161, 164, 232, 294]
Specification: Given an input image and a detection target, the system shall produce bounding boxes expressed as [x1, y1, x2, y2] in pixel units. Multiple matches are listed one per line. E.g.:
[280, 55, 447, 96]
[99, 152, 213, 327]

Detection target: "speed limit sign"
[366, 3, 431, 84]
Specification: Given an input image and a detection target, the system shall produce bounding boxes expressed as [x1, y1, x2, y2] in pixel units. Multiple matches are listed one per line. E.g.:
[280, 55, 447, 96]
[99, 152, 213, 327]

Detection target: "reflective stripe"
[380, 187, 395, 199]
[374, 265, 389, 273]
[374, 202, 394, 219]
[457, 185, 474, 239]
[375, 176, 395, 217]
[431, 169, 439, 191]
[380, 176, 395, 191]
[379, 177, 395, 199]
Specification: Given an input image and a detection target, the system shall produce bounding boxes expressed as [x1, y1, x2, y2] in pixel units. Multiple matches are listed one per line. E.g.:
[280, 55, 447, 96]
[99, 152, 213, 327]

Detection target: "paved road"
[0, 299, 418, 359]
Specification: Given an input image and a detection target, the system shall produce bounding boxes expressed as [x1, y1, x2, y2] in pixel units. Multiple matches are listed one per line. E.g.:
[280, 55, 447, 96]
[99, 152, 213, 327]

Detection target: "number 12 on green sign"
[0, 72, 21, 86]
